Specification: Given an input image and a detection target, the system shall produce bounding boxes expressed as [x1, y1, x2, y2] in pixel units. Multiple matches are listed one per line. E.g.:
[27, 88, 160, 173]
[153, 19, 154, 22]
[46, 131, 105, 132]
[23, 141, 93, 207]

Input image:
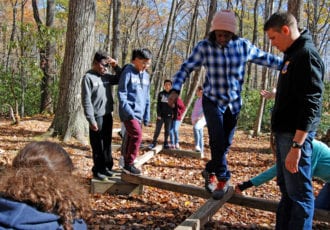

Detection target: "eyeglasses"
[138, 59, 151, 67]
[101, 63, 109, 68]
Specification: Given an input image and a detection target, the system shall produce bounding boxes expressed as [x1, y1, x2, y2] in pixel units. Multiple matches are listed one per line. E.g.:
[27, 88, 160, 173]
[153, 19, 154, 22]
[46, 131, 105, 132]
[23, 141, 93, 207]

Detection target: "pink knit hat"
[210, 10, 237, 34]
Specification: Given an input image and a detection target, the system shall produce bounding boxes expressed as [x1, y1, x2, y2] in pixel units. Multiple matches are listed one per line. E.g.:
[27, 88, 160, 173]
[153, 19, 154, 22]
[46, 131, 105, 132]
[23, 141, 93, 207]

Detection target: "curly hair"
[0, 141, 91, 230]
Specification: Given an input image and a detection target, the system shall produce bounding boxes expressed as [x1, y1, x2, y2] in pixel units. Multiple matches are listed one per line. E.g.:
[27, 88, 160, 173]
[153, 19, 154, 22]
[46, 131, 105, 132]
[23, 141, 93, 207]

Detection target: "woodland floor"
[0, 115, 329, 230]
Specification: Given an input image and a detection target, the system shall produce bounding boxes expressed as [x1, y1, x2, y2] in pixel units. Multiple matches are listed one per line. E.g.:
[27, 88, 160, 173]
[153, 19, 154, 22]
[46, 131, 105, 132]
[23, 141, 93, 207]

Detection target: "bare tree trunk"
[6, 0, 18, 71]
[19, 0, 28, 117]
[111, 0, 121, 117]
[32, 0, 56, 114]
[120, 2, 141, 65]
[246, 0, 259, 89]
[253, 0, 273, 136]
[288, 0, 303, 28]
[151, 0, 183, 101]
[51, 0, 96, 142]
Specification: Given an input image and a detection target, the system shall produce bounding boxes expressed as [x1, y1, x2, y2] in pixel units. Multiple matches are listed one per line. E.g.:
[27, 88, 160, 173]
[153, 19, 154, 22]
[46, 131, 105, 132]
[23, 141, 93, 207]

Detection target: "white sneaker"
[119, 156, 124, 169]
[175, 143, 180, 149]
[195, 146, 201, 152]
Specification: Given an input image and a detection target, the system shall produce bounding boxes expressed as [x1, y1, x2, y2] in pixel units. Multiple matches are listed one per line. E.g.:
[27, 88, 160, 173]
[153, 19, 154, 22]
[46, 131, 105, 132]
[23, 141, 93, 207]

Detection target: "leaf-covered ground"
[0, 116, 328, 230]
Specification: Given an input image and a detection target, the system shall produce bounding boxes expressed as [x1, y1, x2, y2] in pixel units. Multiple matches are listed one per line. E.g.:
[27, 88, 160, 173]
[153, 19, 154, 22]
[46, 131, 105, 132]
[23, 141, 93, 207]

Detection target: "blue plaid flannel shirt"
[172, 38, 283, 114]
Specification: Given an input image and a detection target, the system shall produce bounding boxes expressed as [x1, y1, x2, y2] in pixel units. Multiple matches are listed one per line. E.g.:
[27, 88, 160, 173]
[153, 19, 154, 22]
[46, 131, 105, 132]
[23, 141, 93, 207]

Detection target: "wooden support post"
[175, 187, 234, 230]
[91, 171, 143, 195]
[90, 145, 162, 195]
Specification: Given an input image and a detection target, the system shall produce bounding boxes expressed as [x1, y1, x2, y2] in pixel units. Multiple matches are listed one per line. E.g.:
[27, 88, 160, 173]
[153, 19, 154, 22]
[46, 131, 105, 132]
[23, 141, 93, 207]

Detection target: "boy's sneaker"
[123, 165, 141, 175]
[148, 143, 156, 150]
[163, 143, 170, 149]
[212, 180, 229, 200]
[201, 170, 217, 193]
[105, 168, 114, 177]
[95, 172, 109, 181]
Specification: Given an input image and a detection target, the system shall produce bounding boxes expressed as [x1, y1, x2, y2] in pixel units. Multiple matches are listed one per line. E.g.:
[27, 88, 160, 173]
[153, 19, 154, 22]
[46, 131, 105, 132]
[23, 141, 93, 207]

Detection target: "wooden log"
[121, 173, 330, 223]
[91, 171, 143, 195]
[175, 187, 234, 230]
[161, 148, 202, 158]
[134, 144, 163, 167]
[121, 173, 210, 198]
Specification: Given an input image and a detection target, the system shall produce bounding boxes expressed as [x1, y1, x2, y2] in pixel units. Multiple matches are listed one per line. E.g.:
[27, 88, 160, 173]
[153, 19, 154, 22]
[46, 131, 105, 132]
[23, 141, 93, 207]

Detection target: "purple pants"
[122, 119, 142, 165]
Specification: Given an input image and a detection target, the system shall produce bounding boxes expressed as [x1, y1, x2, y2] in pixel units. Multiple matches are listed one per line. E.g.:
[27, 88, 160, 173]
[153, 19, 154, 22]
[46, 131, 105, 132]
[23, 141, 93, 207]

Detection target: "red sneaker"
[202, 170, 217, 193]
[212, 180, 229, 200]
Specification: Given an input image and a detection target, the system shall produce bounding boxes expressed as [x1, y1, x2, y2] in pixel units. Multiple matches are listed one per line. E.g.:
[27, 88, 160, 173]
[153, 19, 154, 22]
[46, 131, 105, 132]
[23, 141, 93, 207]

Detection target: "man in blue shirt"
[168, 10, 283, 200]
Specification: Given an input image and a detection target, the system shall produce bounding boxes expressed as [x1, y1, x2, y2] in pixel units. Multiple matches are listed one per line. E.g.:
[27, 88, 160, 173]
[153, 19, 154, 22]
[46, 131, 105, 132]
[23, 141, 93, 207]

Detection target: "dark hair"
[197, 85, 203, 91]
[207, 31, 239, 45]
[12, 141, 74, 173]
[93, 50, 108, 63]
[132, 48, 152, 60]
[164, 79, 172, 85]
[264, 12, 297, 32]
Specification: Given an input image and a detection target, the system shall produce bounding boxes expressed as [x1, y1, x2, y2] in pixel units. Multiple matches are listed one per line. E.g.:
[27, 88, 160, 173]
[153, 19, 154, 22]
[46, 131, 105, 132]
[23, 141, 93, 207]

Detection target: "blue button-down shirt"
[172, 38, 283, 114]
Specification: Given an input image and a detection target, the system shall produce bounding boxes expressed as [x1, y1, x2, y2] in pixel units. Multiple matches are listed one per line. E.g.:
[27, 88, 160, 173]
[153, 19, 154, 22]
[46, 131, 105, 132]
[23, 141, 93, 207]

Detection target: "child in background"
[148, 79, 174, 150]
[191, 86, 206, 157]
[170, 97, 186, 149]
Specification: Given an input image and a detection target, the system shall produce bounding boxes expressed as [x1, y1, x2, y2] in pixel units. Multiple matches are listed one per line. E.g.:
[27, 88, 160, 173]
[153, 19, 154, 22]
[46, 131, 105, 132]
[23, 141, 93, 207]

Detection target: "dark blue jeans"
[90, 113, 113, 175]
[275, 132, 315, 230]
[151, 116, 172, 145]
[202, 96, 239, 181]
[315, 182, 330, 211]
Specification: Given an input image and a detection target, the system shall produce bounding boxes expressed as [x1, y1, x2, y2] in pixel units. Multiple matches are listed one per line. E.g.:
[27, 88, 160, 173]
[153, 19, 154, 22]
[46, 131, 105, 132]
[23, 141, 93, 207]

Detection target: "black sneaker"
[201, 170, 217, 193]
[94, 172, 109, 181]
[105, 168, 114, 177]
[212, 180, 229, 200]
[163, 143, 170, 149]
[148, 143, 156, 150]
[123, 165, 141, 175]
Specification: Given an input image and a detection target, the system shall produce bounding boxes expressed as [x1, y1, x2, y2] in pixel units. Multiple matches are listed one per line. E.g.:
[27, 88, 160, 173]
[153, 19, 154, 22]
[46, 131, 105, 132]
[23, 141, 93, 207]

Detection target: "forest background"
[0, 0, 329, 142]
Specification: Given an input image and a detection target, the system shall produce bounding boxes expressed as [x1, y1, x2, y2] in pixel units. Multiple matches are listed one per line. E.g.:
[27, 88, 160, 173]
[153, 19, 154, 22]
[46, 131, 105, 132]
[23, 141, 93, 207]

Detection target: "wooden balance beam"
[175, 187, 234, 230]
[121, 173, 330, 224]
[90, 144, 162, 194]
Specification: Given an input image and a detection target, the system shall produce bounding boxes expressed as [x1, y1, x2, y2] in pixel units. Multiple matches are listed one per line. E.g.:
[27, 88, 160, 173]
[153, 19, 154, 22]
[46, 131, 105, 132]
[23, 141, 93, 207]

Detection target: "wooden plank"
[134, 145, 163, 167]
[175, 187, 234, 230]
[121, 173, 211, 198]
[228, 195, 330, 223]
[161, 148, 202, 158]
[91, 171, 143, 195]
[121, 173, 330, 223]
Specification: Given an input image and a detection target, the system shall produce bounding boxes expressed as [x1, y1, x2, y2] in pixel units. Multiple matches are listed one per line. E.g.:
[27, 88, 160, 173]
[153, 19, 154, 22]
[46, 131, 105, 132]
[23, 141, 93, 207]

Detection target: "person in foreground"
[118, 48, 152, 175]
[236, 139, 330, 211]
[264, 12, 324, 229]
[81, 50, 121, 181]
[0, 141, 91, 230]
[168, 10, 282, 200]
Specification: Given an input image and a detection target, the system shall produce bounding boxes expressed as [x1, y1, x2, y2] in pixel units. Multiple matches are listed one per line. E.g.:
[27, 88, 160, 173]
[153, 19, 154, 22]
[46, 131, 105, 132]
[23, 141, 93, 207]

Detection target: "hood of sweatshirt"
[0, 197, 86, 230]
